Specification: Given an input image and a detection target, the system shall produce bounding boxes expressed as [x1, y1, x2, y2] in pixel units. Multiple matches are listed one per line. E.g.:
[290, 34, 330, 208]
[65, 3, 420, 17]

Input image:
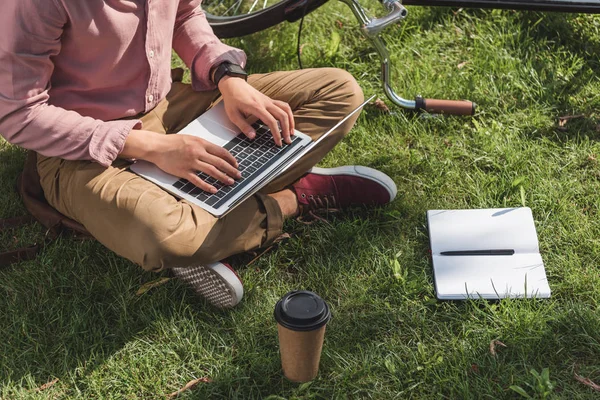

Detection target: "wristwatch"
[212, 62, 248, 86]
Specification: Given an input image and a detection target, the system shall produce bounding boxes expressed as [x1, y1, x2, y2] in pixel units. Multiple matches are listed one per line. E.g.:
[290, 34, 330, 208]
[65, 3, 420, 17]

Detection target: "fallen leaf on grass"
[588, 154, 597, 162]
[559, 114, 585, 122]
[336, 20, 343, 29]
[489, 339, 507, 356]
[457, 61, 469, 69]
[299, 43, 307, 55]
[247, 245, 275, 267]
[34, 378, 59, 392]
[557, 114, 585, 131]
[136, 277, 171, 295]
[373, 98, 390, 113]
[167, 377, 212, 398]
[247, 233, 291, 266]
[574, 373, 600, 392]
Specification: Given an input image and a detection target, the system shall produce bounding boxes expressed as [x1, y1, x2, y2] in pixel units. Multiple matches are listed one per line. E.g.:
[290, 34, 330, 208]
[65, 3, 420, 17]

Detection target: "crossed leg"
[37, 68, 365, 272]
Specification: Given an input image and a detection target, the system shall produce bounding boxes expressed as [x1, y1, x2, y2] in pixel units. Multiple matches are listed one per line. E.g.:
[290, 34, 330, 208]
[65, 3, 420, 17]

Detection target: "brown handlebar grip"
[415, 96, 476, 116]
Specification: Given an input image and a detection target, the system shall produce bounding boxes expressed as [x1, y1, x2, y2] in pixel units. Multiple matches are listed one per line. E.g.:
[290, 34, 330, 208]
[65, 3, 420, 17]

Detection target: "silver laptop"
[130, 95, 374, 217]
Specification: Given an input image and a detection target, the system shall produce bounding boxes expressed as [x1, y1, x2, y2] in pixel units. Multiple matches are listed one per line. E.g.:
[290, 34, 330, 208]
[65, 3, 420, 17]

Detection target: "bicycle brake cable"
[297, 0, 310, 69]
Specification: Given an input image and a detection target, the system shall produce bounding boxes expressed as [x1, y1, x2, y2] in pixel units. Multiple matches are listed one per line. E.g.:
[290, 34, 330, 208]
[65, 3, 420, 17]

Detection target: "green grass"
[2, 3, 600, 399]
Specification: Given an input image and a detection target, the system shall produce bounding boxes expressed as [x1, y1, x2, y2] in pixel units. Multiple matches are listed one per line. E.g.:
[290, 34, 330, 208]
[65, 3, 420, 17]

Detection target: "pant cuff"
[255, 192, 284, 247]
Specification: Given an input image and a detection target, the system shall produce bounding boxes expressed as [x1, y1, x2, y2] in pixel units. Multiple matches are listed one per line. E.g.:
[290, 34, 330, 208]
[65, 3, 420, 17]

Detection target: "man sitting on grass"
[0, 0, 397, 308]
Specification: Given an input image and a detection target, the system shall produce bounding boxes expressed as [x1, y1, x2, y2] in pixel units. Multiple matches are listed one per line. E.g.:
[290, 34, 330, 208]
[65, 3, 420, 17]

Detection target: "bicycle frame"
[207, 0, 600, 114]
[339, 0, 476, 115]
[340, 0, 414, 109]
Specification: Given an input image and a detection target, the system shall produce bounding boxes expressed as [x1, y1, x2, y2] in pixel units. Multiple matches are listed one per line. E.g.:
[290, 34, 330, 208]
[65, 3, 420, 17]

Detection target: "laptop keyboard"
[172, 121, 304, 209]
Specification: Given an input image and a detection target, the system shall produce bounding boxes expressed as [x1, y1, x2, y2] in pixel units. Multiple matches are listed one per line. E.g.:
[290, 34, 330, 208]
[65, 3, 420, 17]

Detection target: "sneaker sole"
[309, 166, 398, 202]
[172, 262, 244, 308]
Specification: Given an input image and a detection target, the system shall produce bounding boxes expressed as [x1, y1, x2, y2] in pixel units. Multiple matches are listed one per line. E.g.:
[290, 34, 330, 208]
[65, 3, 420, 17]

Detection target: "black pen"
[440, 249, 515, 256]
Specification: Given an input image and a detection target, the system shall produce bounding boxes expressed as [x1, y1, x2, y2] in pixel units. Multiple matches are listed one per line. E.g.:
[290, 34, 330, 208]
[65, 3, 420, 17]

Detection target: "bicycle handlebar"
[339, 0, 477, 116]
[415, 96, 476, 116]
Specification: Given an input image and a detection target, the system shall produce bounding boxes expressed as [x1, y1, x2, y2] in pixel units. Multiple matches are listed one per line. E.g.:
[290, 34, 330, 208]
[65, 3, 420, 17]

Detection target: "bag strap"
[0, 215, 58, 268]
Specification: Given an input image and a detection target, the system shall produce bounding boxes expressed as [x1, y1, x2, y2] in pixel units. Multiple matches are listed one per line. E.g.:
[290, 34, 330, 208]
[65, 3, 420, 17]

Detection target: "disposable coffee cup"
[274, 290, 332, 383]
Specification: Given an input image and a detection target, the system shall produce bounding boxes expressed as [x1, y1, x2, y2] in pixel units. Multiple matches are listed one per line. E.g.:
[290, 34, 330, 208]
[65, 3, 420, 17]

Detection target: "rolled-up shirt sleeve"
[0, 0, 140, 167]
[173, 0, 247, 91]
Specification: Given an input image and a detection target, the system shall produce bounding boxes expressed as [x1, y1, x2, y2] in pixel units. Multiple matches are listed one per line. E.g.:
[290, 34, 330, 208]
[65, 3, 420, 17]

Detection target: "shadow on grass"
[0, 239, 160, 387]
[0, 145, 145, 387]
[522, 117, 600, 144]
[515, 12, 600, 113]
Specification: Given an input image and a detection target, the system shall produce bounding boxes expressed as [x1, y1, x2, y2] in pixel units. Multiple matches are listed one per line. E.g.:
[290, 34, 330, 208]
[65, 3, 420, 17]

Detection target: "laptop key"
[196, 193, 209, 201]
[173, 180, 186, 189]
[181, 182, 196, 193]
[189, 186, 203, 196]
[205, 196, 219, 206]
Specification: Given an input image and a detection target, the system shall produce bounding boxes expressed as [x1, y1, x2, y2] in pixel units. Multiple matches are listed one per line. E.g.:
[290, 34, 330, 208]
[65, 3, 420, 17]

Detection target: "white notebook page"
[427, 207, 551, 299]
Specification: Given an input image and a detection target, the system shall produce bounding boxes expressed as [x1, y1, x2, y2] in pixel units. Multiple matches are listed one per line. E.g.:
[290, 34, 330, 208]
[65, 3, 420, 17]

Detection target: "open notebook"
[427, 207, 551, 300]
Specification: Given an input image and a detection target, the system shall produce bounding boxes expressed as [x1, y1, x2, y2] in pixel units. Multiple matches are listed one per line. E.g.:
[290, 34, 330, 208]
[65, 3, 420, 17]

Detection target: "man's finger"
[197, 161, 236, 185]
[253, 108, 282, 146]
[273, 100, 295, 138]
[187, 172, 217, 194]
[267, 104, 291, 144]
[204, 153, 241, 180]
[230, 110, 256, 140]
[205, 142, 239, 169]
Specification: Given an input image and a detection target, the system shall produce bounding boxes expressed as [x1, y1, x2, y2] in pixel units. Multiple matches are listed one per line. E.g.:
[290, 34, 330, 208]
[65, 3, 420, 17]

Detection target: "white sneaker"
[171, 261, 244, 308]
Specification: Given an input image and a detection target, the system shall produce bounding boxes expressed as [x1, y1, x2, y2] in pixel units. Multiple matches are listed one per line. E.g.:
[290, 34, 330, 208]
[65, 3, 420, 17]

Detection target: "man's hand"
[121, 130, 240, 193]
[218, 76, 295, 146]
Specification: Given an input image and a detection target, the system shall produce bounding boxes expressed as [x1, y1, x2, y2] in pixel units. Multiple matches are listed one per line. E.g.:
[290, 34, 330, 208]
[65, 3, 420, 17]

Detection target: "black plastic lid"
[274, 290, 331, 332]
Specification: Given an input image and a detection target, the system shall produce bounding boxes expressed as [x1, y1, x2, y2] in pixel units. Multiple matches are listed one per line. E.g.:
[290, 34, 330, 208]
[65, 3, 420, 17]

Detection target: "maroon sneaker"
[292, 166, 397, 216]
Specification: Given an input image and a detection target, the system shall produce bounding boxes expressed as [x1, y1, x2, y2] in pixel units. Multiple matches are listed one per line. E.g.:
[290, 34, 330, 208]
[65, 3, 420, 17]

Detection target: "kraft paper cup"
[274, 290, 332, 383]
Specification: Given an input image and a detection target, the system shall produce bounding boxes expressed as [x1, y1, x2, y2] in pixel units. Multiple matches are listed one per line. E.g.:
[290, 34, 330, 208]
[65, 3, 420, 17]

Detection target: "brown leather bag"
[0, 151, 92, 267]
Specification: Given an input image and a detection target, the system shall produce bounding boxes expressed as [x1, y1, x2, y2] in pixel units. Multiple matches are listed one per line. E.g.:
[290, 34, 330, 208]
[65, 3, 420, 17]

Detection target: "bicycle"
[203, 0, 600, 115]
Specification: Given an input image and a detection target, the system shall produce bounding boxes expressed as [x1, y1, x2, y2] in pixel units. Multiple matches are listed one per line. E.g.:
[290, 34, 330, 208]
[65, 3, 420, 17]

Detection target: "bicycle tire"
[206, 0, 330, 38]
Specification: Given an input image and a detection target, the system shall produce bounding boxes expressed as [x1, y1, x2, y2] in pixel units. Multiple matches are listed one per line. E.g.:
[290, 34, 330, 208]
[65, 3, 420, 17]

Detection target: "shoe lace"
[296, 193, 339, 225]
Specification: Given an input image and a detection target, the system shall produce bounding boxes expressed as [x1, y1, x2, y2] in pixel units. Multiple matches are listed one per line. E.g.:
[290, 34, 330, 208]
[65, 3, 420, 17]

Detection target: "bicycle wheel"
[205, 0, 330, 38]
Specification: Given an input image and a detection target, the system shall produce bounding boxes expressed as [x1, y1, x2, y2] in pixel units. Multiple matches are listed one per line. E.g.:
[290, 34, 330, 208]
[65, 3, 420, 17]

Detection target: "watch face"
[228, 64, 247, 76]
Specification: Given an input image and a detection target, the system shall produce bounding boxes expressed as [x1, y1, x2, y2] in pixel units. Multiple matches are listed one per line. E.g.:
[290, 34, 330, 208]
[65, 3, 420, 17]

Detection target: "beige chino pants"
[37, 68, 364, 271]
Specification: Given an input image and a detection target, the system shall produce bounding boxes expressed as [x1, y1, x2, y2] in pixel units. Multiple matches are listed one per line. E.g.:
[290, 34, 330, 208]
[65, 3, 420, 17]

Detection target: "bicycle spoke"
[248, 0, 260, 14]
[204, 0, 282, 17]
[224, 0, 243, 16]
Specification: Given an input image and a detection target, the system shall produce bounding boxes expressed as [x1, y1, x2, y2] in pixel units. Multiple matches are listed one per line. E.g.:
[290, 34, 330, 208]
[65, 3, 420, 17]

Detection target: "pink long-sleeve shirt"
[0, 0, 246, 167]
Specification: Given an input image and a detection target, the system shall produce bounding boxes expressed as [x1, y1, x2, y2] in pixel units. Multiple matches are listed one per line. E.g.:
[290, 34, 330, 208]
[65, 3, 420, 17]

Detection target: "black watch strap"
[213, 62, 248, 86]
